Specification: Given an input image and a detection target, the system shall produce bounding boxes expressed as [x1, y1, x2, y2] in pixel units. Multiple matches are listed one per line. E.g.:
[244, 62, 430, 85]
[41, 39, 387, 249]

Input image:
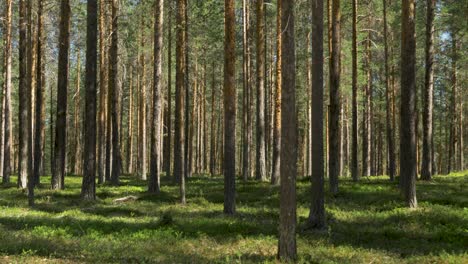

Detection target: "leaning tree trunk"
[149, 0, 164, 194]
[400, 0, 417, 208]
[278, 0, 297, 260]
[52, 0, 71, 190]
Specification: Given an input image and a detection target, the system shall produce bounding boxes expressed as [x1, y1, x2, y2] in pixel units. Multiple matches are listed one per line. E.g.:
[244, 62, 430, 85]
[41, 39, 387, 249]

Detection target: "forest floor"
[0, 171, 467, 263]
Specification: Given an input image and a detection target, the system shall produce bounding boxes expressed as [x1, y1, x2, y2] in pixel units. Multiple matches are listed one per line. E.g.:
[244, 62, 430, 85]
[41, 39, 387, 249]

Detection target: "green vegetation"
[0, 172, 467, 263]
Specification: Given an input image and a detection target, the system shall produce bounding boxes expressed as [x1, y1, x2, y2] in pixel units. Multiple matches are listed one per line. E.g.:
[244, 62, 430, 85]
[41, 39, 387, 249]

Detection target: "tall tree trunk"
[33, 0, 45, 186]
[149, 0, 164, 194]
[400, 0, 417, 208]
[97, 0, 108, 184]
[127, 68, 134, 174]
[174, 0, 186, 204]
[383, 0, 395, 181]
[81, 0, 98, 200]
[351, 0, 358, 181]
[2, 0, 13, 184]
[256, 0, 267, 182]
[109, 0, 121, 185]
[421, 0, 435, 180]
[308, 0, 326, 229]
[278, 0, 297, 259]
[18, 0, 31, 190]
[164, 2, 173, 179]
[138, 19, 147, 181]
[52, 0, 71, 190]
[362, 26, 372, 177]
[223, 0, 236, 215]
[210, 63, 217, 177]
[271, 0, 282, 186]
[73, 52, 82, 175]
[184, 1, 190, 180]
[242, 0, 252, 181]
[328, 0, 341, 195]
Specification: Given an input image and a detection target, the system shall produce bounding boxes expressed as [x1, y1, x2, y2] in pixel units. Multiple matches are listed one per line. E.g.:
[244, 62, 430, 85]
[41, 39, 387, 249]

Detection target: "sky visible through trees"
[0, 0, 466, 262]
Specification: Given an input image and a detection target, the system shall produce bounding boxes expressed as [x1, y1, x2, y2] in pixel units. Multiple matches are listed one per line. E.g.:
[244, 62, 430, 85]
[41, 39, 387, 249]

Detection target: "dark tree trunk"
[307, 0, 326, 229]
[328, 0, 341, 195]
[2, 0, 13, 183]
[400, 0, 417, 208]
[223, 0, 236, 215]
[18, 0, 32, 191]
[109, 0, 121, 185]
[174, 0, 186, 204]
[421, 0, 435, 180]
[149, 0, 164, 194]
[383, 0, 395, 181]
[278, 0, 297, 260]
[33, 0, 45, 186]
[81, 0, 98, 200]
[52, 0, 71, 190]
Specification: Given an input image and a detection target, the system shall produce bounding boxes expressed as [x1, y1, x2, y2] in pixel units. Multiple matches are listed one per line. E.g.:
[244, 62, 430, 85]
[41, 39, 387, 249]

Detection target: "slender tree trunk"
[97, 0, 108, 184]
[278, 0, 297, 259]
[81, 0, 98, 200]
[174, 0, 186, 204]
[400, 0, 417, 208]
[2, 0, 13, 184]
[271, 0, 282, 186]
[383, 0, 395, 181]
[242, 0, 252, 181]
[328, 0, 341, 195]
[138, 19, 147, 181]
[126, 68, 134, 174]
[421, 0, 435, 180]
[308, 0, 326, 229]
[223, 0, 236, 214]
[149, 0, 164, 194]
[52, 0, 71, 190]
[109, 0, 121, 185]
[18, 0, 32, 191]
[164, 2, 173, 179]
[33, 0, 45, 186]
[210, 63, 217, 177]
[184, 1, 190, 180]
[256, 0, 267, 182]
[73, 52, 82, 175]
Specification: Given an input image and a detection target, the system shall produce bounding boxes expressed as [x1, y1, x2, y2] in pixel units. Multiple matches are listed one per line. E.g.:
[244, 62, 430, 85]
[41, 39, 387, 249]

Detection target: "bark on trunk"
[400, 0, 418, 208]
[278, 0, 297, 260]
[149, 0, 164, 194]
[308, 0, 326, 229]
[52, 0, 71, 190]
[81, 0, 98, 200]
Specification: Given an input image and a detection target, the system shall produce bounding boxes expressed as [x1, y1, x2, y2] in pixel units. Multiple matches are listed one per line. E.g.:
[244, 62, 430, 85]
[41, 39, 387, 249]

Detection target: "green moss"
[0, 172, 467, 263]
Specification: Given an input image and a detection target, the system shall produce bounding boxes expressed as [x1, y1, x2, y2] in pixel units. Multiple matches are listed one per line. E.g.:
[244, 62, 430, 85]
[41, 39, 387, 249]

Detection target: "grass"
[0, 171, 467, 263]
